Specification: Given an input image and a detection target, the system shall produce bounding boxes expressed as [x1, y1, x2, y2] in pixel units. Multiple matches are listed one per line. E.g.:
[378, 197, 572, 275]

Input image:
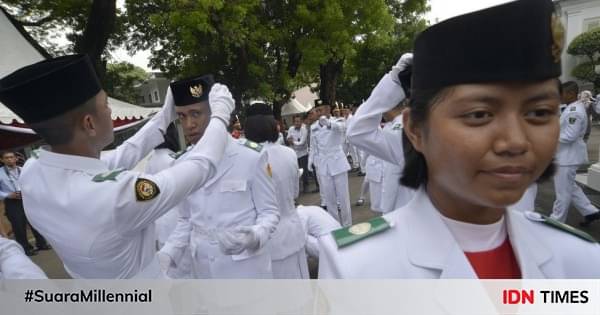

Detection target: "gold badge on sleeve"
[135, 178, 160, 201]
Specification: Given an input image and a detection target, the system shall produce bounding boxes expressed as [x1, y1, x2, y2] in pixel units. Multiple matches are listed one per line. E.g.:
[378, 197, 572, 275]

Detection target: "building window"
[154, 90, 159, 102]
[584, 17, 600, 31]
[141, 95, 145, 104]
[149, 94, 152, 103]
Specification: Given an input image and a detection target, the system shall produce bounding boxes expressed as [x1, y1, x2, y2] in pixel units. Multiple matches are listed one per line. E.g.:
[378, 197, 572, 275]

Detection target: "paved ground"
[16, 125, 600, 278]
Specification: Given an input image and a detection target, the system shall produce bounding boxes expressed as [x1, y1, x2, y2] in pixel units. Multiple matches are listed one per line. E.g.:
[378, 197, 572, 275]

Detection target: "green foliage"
[567, 28, 600, 59]
[126, 0, 427, 110]
[103, 62, 149, 104]
[567, 28, 600, 91]
[0, 0, 125, 56]
[337, 0, 428, 104]
[2, 0, 429, 111]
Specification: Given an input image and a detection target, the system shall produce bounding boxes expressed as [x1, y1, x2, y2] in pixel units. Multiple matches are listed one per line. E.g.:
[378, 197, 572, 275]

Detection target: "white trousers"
[349, 145, 360, 169]
[320, 171, 352, 227]
[315, 165, 327, 207]
[551, 165, 599, 222]
[368, 180, 383, 212]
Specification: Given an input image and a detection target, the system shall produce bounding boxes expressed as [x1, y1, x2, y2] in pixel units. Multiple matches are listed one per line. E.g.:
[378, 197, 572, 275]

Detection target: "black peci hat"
[0, 54, 102, 124]
[170, 74, 214, 106]
[411, 0, 563, 91]
[246, 102, 273, 117]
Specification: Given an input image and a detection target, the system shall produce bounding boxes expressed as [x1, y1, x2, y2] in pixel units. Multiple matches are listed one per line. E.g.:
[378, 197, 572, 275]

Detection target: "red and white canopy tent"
[0, 8, 157, 151]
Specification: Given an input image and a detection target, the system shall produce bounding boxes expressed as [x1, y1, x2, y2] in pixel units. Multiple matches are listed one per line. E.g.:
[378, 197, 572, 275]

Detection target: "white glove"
[216, 226, 261, 255]
[318, 115, 330, 127]
[157, 251, 173, 272]
[150, 87, 177, 134]
[209, 83, 235, 127]
[390, 53, 413, 86]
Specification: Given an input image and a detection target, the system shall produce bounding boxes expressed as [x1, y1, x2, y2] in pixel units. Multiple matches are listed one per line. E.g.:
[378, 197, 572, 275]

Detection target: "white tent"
[281, 98, 309, 116]
[292, 85, 318, 109]
[0, 8, 157, 125]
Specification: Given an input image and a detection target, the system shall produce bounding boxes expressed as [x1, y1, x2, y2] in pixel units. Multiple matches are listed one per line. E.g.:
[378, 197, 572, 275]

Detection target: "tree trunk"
[74, 0, 117, 80]
[319, 58, 344, 105]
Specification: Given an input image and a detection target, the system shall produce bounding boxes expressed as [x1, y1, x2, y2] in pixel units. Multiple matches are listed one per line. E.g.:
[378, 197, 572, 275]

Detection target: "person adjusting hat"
[310, 99, 352, 227]
[159, 75, 280, 279]
[0, 55, 235, 278]
[244, 102, 309, 278]
[322, 0, 600, 279]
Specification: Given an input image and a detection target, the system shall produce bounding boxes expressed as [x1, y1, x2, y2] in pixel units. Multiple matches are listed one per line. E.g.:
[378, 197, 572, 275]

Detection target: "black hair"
[400, 86, 556, 188]
[28, 96, 98, 146]
[155, 122, 181, 152]
[244, 115, 278, 143]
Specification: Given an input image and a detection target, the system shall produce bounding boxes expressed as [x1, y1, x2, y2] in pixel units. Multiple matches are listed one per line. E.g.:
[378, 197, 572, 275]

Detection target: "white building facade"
[555, 0, 600, 85]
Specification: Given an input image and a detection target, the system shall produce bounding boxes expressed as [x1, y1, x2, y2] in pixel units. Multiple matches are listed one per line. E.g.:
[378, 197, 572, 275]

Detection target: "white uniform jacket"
[319, 188, 600, 279]
[555, 101, 589, 166]
[312, 117, 350, 177]
[308, 121, 321, 169]
[0, 237, 46, 279]
[162, 137, 280, 278]
[262, 142, 306, 260]
[380, 116, 415, 212]
[20, 119, 227, 279]
[287, 125, 308, 158]
[145, 148, 179, 247]
[346, 73, 406, 166]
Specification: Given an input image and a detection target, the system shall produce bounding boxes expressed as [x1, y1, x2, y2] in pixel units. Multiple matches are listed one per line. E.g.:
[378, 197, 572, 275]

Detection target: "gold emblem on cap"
[189, 84, 203, 98]
[551, 13, 565, 63]
[348, 222, 372, 236]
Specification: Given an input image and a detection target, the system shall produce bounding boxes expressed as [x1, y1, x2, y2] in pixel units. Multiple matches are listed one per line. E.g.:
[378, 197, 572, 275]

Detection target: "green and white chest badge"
[568, 117, 577, 124]
[332, 216, 391, 248]
[525, 211, 597, 243]
[92, 169, 126, 182]
[241, 139, 263, 152]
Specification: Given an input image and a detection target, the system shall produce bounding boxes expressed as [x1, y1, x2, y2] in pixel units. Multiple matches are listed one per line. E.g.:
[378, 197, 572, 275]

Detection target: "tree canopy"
[567, 27, 600, 92]
[2, 0, 429, 111]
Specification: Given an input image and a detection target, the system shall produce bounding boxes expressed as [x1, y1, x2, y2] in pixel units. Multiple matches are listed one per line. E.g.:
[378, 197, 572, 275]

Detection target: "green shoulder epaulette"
[92, 168, 126, 182]
[525, 212, 597, 243]
[332, 216, 391, 248]
[169, 150, 186, 160]
[30, 149, 40, 159]
[392, 123, 402, 130]
[241, 139, 263, 152]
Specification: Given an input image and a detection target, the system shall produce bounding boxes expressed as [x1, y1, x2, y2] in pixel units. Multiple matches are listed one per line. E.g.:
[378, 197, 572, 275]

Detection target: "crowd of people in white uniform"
[1, 0, 600, 280]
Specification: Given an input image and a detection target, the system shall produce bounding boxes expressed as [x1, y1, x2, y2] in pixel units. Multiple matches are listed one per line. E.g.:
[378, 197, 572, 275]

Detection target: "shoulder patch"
[135, 178, 160, 201]
[568, 117, 577, 124]
[392, 123, 402, 130]
[525, 212, 597, 243]
[169, 150, 186, 160]
[570, 106, 576, 112]
[92, 169, 126, 182]
[332, 216, 391, 248]
[241, 139, 263, 152]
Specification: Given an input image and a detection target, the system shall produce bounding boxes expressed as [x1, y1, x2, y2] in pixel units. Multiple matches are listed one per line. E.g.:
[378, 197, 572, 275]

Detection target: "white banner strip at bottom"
[1, 280, 599, 315]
